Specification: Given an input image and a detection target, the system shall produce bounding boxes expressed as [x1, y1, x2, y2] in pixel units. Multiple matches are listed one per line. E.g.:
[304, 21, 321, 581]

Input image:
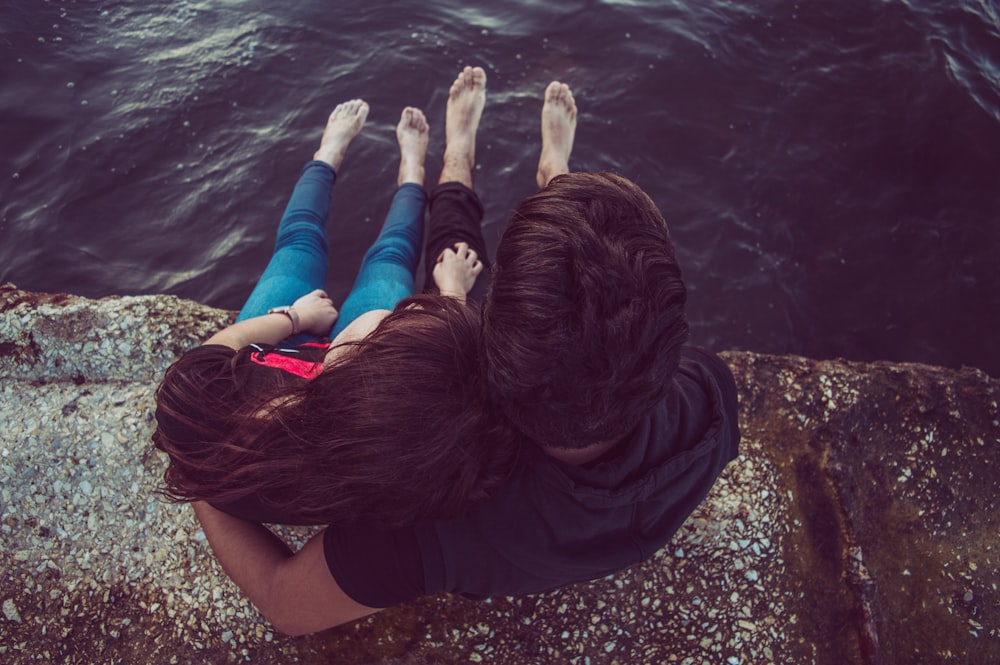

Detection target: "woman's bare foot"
[537, 81, 577, 189]
[439, 66, 487, 188]
[396, 107, 429, 187]
[433, 242, 483, 304]
[313, 99, 370, 171]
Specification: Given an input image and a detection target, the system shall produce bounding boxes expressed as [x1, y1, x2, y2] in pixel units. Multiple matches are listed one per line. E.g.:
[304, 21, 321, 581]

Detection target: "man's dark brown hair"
[483, 172, 689, 449]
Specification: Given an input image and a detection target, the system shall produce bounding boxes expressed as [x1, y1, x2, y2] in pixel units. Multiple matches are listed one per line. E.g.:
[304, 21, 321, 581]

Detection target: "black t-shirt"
[323, 346, 740, 607]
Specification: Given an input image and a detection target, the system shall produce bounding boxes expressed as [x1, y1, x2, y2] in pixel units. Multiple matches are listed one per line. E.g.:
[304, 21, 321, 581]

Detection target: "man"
[190, 66, 739, 634]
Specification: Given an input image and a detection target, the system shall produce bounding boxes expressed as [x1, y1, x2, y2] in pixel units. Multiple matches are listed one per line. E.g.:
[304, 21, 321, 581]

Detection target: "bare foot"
[439, 66, 487, 188]
[396, 107, 429, 187]
[433, 242, 483, 303]
[537, 81, 577, 189]
[313, 99, 370, 171]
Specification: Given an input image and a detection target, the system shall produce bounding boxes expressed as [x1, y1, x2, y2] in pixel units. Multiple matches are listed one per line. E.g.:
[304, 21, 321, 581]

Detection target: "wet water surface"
[2, 0, 999, 374]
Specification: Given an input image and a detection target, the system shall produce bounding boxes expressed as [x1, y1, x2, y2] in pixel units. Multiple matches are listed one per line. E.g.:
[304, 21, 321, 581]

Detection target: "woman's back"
[154, 295, 517, 527]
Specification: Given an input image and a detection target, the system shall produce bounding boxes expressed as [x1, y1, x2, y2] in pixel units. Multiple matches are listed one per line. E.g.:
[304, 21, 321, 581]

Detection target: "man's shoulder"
[672, 345, 741, 464]
[676, 346, 739, 415]
[679, 345, 733, 379]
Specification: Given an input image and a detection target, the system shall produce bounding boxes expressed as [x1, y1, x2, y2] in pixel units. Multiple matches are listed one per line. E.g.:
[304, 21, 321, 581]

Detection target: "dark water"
[2, 0, 999, 375]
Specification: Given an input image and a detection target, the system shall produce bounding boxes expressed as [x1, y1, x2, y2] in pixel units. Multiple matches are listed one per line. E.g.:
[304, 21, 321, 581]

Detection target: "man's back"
[322, 347, 739, 605]
[420, 346, 739, 598]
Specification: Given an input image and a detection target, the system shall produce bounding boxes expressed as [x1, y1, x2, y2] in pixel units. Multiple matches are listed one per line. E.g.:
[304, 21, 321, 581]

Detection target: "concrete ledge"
[1, 284, 997, 664]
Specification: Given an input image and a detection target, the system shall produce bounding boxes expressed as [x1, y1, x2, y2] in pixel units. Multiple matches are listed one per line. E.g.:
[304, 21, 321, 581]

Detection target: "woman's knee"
[274, 223, 329, 258]
[361, 241, 419, 271]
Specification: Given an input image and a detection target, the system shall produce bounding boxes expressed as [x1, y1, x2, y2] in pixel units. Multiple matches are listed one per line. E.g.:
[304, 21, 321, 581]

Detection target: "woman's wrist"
[266, 306, 301, 335]
[438, 289, 467, 304]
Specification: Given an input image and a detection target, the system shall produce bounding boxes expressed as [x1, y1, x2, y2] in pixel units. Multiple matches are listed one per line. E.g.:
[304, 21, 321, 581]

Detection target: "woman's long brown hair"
[153, 295, 518, 526]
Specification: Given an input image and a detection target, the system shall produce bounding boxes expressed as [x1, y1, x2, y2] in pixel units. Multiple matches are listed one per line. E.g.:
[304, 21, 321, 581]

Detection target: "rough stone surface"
[1, 283, 997, 664]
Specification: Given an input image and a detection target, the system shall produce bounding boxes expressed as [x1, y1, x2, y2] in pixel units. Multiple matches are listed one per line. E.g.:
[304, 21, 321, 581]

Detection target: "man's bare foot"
[396, 107, 429, 187]
[433, 242, 483, 304]
[313, 99, 369, 171]
[537, 81, 577, 189]
[439, 66, 487, 188]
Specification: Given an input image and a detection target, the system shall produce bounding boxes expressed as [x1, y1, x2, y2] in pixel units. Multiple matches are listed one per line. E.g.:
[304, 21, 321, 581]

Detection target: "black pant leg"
[424, 182, 492, 305]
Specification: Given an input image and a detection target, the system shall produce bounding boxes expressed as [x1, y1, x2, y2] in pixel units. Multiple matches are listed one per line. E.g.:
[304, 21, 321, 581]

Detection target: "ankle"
[536, 162, 568, 189]
[398, 162, 425, 187]
[439, 155, 473, 188]
[442, 148, 473, 170]
[314, 148, 346, 170]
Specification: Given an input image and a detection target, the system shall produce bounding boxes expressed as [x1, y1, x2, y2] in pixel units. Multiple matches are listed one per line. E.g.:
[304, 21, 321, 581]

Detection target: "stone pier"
[1, 284, 997, 664]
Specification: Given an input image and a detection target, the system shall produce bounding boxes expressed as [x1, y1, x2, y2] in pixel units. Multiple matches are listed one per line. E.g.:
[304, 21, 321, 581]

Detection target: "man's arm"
[192, 501, 382, 635]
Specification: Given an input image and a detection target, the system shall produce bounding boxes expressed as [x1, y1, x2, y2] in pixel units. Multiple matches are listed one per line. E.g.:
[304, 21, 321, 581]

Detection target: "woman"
[153, 99, 513, 527]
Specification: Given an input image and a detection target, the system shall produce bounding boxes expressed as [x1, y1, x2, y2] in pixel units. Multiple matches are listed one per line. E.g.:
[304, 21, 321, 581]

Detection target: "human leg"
[438, 66, 485, 188]
[331, 184, 427, 335]
[236, 161, 335, 322]
[424, 66, 492, 302]
[237, 100, 368, 322]
[331, 107, 430, 336]
[536, 81, 577, 189]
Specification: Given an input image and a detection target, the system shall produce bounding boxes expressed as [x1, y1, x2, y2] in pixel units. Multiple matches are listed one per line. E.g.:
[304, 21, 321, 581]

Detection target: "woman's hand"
[433, 242, 484, 303]
[292, 290, 339, 336]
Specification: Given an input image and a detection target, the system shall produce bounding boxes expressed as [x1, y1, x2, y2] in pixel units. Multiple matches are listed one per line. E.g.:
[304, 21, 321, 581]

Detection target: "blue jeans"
[236, 160, 426, 339]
